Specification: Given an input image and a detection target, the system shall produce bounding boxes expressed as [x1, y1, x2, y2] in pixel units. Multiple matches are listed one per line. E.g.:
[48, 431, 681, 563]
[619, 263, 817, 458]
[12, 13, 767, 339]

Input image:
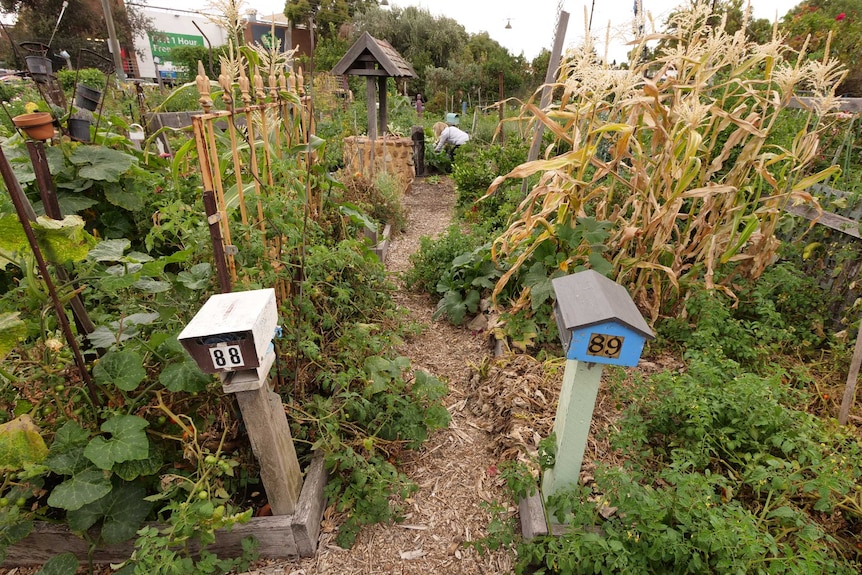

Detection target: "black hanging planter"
[25, 55, 52, 83]
[75, 84, 101, 112]
[67, 118, 91, 142]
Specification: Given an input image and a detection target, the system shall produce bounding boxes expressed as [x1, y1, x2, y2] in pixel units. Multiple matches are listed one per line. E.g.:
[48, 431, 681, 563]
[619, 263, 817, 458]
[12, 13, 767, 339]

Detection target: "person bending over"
[433, 121, 469, 161]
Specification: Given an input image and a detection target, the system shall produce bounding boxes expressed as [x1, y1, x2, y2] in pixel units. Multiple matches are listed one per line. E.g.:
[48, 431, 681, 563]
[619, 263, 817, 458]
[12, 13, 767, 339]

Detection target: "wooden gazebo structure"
[332, 32, 417, 139]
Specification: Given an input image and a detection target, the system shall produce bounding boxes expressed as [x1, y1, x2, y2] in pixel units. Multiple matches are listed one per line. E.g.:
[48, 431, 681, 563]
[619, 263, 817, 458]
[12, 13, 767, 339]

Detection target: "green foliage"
[56, 68, 106, 92]
[506, 356, 862, 574]
[301, 360, 450, 548]
[451, 140, 528, 231]
[780, 0, 862, 94]
[168, 46, 227, 84]
[404, 224, 486, 293]
[660, 261, 837, 365]
[432, 241, 499, 325]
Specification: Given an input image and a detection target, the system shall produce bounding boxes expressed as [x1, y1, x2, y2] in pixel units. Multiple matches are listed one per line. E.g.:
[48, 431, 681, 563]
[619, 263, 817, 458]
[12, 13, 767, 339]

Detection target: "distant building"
[131, 6, 312, 82]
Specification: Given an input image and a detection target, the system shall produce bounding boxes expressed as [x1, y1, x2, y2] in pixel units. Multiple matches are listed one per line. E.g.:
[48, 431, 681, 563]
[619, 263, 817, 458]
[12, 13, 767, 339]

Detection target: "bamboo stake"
[238, 67, 267, 232]
[205, 116, 236, 282]
[251, 68, 275, 189]
[220, 71, 248, 226]
[193, 116, 232, 291]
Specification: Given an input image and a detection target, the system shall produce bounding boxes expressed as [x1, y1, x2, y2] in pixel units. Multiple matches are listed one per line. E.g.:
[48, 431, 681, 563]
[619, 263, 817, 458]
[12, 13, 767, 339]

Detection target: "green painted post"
[541, 359, 603, 502]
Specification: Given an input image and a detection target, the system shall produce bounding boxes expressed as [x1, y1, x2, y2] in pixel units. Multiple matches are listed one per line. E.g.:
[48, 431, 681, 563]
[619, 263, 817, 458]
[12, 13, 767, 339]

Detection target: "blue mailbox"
[551, 270, 654, 367]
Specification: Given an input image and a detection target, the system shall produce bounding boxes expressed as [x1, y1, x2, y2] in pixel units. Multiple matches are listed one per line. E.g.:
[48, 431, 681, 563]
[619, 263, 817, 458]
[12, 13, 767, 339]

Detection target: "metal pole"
[99, 0, 126, 80]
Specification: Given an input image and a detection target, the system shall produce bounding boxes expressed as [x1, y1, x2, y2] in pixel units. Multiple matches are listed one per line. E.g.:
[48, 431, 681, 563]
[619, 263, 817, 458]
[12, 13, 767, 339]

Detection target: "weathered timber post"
[178, 289, 302, 514]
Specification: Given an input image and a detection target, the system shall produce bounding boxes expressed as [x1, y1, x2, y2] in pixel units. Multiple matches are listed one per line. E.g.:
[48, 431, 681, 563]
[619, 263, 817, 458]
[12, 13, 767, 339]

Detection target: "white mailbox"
[178, 288, 278, 374]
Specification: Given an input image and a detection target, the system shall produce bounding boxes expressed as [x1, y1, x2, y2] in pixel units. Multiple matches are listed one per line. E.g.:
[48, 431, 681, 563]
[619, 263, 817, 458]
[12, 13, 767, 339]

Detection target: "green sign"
[148, 32, 204, 59]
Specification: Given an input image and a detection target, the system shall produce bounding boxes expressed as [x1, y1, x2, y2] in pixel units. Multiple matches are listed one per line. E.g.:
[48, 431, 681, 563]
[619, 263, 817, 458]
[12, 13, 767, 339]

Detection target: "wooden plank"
[378, 76, 388, 137]
[345, 68, 389, 77]
[784, 204, 861, 239]
[519, 491, 549, 539]
[292, 456, 328, 556]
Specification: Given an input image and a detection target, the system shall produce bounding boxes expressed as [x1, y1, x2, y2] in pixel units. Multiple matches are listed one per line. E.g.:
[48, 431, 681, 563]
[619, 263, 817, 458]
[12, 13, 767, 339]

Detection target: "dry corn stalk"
[489, 5, 847, 321]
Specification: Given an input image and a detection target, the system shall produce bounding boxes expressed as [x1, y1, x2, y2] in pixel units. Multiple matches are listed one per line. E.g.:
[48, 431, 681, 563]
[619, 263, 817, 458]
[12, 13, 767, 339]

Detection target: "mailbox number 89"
[587, 333, 624, 359]
[209, 345, 245, 369]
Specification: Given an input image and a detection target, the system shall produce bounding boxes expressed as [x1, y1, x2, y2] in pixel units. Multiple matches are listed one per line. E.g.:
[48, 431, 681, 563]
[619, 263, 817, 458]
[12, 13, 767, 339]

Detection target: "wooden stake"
[542, 359, 602, 504]
[221, 352, 302, 515]
[838, 319, 862, 425]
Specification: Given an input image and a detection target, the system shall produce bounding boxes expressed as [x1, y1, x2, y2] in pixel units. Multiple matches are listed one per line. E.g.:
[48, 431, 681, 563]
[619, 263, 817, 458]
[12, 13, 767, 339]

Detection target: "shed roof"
[551, 270, 654, 339]
[331, 32, 417, 79]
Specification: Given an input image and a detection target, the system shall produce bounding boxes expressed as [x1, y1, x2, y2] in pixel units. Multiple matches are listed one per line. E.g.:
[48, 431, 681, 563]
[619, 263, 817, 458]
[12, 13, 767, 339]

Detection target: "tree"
[780, 0, 862, 95]
[659, 0, 775, 50]
[284, 0, 378, 38]
[353, 5, 468, 98]
[0, 0, 149, 71]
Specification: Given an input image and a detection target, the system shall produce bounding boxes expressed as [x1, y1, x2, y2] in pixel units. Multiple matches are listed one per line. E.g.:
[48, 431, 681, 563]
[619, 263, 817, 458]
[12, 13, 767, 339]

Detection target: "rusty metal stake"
[0, 145, 100, 407]
[202, 190, 232, 293]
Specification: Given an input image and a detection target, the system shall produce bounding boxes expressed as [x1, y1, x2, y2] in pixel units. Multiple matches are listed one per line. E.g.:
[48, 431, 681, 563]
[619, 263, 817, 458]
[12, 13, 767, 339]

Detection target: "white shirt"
[435, 126, 470, 151]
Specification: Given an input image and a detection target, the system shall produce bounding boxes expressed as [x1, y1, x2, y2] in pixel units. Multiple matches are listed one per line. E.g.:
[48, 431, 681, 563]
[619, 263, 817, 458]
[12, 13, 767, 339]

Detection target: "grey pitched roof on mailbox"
[332, 32, 418, 78]
[551, 270, 654, 339]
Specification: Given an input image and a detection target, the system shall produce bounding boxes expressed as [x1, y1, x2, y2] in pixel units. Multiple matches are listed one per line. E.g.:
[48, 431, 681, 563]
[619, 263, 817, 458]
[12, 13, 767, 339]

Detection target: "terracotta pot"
[12, 112, 55, 140]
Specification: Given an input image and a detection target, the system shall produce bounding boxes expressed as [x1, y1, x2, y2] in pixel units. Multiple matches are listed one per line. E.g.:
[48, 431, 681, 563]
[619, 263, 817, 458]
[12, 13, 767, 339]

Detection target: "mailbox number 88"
[210, 345, 245, 369]
[587, 333, 624, 359]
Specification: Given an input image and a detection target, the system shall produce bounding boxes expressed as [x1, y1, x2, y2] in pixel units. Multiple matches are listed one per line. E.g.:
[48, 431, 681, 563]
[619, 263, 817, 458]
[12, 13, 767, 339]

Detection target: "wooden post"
[522, 11, 569, 195]
[222, 351, 303, 515]
[378, 77, 388, 137]
[366, 78, 377, 140]
[542, 359, 603, 502]
[838, 319, 862, 425]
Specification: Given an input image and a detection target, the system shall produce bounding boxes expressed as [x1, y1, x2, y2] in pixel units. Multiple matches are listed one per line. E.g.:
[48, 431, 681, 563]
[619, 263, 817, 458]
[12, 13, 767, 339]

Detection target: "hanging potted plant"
[12, 112, 55, 140]
[73, 70, 106, 113]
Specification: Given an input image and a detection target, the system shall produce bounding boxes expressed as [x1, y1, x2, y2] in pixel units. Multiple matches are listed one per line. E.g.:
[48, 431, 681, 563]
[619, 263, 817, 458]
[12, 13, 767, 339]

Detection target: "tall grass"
[488, 6, 847, 321]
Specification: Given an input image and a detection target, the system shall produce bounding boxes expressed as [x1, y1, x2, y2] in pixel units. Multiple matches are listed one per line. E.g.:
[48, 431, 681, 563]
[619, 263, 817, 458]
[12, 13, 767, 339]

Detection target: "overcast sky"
[5, 1, 804, 64]
[384, 0, 803, 63]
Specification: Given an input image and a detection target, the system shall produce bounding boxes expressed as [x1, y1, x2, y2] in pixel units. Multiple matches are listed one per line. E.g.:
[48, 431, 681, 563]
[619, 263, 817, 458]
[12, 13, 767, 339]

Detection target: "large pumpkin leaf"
[0, 215, 27, 271]
[0, 513, 33, 563]
[32, 215, 93, 263]
[159, 360, 211, 393]
[113, 446, 163, 481]
[0, 415, 48, 472]
[0, 312, 27, 360]
[47, 469, 112, 511]
[57, 194, 98, 214]
[132, 278, 171, 293]
[103, 182, 144, 211]
[93, 349, 146, 391]
[69, 147, 135, 182]
[87, 238, 130, 262]
[68, 481, 152, 544]
[45, 422, 92, 476]
[84, 415, 149, 470]
[44, 145, 67, 176]
[34, 552, 78, 575]
[176, 262, 213, 290]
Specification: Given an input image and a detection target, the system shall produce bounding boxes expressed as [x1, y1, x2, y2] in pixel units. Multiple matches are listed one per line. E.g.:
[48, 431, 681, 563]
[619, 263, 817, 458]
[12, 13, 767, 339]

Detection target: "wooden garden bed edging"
[1, 456, 327, 567]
